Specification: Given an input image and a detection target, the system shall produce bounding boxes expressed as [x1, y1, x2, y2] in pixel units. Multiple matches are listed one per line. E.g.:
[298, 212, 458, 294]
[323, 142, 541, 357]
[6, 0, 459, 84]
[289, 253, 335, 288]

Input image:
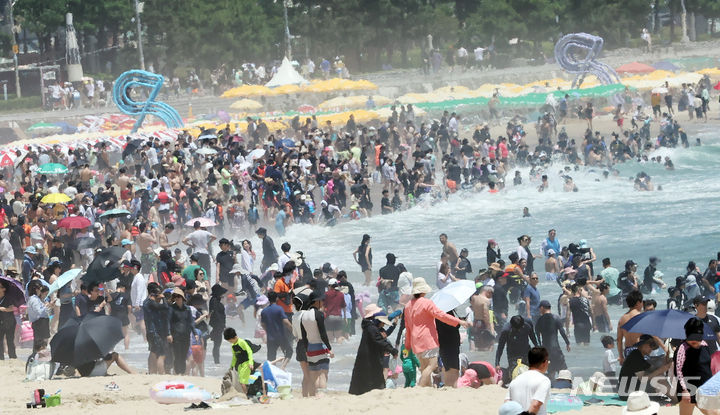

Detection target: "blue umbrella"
[652, 61, 679, 71]
[622, 309, 716, 340]
[47, 268, 82, 297]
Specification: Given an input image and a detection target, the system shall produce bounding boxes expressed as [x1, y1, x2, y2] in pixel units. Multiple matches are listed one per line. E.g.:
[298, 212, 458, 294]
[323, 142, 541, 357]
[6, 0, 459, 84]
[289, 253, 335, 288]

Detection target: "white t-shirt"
[474, 47, 485, 61]
[507, 370, 551, 415]
[186, 229, 213, 254]
[457, 47, 468, 58]
[131, 273, 147, 307]
[603, 349, 619, 373]
[516, 245, 528, 261]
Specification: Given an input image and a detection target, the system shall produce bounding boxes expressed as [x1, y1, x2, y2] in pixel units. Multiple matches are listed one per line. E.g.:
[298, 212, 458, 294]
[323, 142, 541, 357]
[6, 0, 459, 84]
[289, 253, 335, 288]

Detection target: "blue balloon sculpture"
[113, 70, 183, 133]
[554, 33, 621, 89]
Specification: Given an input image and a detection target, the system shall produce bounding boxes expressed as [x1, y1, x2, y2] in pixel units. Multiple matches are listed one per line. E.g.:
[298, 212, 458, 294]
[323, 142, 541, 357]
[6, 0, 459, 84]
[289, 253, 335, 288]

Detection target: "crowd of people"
[0, 74, 719, 413]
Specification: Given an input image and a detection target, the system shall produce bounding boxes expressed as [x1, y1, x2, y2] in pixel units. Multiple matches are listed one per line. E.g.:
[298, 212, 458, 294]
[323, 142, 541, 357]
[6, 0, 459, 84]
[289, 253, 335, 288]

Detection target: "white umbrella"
[197, 133, 216, 140]
[430, 280, 477, 312]
[652, 87, 669, 94]
[248, 149, 266, 160]
[196, 147, 217, 156]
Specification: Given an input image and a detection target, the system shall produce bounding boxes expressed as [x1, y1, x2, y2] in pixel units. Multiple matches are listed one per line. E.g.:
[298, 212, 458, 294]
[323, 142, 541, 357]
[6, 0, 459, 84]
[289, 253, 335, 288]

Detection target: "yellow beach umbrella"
[41, 193, 71, 204]
[230, 99, 263, 111]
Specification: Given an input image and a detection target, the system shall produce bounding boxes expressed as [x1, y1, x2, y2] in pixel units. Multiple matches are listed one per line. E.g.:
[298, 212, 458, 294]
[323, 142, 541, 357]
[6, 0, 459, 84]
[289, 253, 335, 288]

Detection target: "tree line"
[10, 0, 720, 76]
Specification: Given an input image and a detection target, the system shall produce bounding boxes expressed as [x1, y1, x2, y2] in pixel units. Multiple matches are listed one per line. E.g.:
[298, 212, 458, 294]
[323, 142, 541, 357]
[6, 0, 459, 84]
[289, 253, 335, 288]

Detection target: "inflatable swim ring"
[150, 380, 212, 404]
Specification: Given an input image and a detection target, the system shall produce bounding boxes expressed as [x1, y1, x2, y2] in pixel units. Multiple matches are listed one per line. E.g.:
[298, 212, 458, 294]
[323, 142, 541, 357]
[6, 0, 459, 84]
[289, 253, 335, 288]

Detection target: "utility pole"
[282, 0, 291, 59]
[134, 0, 145, 70]
[8, 0, 20, 98]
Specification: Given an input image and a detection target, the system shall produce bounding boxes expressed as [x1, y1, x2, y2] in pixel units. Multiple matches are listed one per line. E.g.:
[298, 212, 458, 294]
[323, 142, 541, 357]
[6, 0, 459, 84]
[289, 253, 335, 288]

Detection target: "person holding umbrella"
[404, 277, 471, 387]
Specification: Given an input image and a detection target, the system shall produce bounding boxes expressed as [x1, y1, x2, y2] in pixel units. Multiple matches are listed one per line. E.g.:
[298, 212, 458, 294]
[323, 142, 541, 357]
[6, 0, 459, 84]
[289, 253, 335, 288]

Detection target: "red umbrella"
[0, 154, 13, 168]
[616, 62, 656, 74]
[713, 81, 720, 91]
[298, 104, 316, 113]
[57, 216, 91, 230]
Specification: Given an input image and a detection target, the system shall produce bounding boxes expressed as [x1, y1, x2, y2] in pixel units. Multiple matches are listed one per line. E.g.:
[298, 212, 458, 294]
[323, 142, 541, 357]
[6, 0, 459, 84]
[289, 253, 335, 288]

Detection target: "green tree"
[14, 0, 65, 59]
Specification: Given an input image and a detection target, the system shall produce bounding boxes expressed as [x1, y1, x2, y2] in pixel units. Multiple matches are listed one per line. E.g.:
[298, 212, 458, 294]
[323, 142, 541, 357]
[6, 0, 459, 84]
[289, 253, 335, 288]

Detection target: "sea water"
[119, 124, 719, 391]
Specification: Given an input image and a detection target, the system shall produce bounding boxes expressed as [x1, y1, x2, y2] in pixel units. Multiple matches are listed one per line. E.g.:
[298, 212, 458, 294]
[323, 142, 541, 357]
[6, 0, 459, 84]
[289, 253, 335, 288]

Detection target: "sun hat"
[498, 401, 523, 415]
[547, 249, 555, 256]
[171, 288, 185, 297]
[256, 295, 269, 306]
[489, 262, 502, 272]
[24, 246, 37, 254]
[363, 303, 383, 318]
[290, 252, 303, 267]
[411, 277, 432, 295]
[121, 239, 134, 246]
[372, 312, 392, 326]
[622, 391, 659, 415]
[556, 369, 573, 381]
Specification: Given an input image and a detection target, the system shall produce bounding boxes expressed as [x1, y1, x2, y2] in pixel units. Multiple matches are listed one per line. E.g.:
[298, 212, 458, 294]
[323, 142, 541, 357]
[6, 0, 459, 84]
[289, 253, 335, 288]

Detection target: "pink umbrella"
[616, 62, 656, 74]
[184, 217, 217, 227]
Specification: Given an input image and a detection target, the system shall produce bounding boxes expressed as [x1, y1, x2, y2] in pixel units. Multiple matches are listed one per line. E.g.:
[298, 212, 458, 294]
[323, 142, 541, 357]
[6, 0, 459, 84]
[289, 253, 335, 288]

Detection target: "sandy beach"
[0, 358, 685, 414]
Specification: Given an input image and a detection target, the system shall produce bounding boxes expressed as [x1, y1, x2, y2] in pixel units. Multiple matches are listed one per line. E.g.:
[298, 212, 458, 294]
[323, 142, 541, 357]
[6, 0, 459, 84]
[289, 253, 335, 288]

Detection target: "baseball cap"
[539, 300, 552, 309]
[625, 259, 637, 268]
[121, 239, 134, 246]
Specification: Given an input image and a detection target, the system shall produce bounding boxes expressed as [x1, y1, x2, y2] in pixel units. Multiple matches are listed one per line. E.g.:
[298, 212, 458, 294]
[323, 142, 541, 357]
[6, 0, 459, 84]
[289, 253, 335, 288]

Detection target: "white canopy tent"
[265, 57, 308, 87]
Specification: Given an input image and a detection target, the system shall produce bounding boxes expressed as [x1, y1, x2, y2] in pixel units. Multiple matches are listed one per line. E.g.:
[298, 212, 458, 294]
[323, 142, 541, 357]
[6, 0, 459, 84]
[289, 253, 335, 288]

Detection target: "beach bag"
[511, 359, 528, 380]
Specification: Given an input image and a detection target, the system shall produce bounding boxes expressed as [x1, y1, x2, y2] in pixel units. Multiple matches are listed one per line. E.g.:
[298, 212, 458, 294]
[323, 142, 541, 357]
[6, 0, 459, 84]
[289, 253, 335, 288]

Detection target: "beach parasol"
[230, 99, 263, 111]
[185, 217, 216, 227]
[81, 246, 126, 284]
[50, 315, 124, 366]
[616, 62, 656, 74]
[622, 309, 716, 340]
[430, 280, 477, 312]
[0, 154, 13, 168]
[247, 149, 266, 160]
[47, 268, 82, 297]
[196, 147, 218, 156]
[652, 61, 679, 71]
[197, 133, 217, 141]
[27, 123, 62, 135]
[298, 104, 316, 113]
[57, 215, 91, 230]
[37, 163, 68, 175]
[99, 208, 130, 219]
[0, 274, 26, 306]
[122, 139, 144, 160]
[41, 193, 72, 204]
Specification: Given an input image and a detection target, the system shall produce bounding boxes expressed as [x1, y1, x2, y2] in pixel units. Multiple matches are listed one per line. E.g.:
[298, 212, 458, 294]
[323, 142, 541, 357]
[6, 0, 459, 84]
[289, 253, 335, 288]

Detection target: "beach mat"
[577, 394, 627, 406]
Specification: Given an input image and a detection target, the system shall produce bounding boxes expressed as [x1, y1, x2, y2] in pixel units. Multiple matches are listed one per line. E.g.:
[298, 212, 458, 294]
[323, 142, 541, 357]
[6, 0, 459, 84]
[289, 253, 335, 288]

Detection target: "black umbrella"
[50, 315, 123, 366]
[81, 246, 126, 284]
[122, 139, 144, 160]
[73, 315, 124, 365]
[50, 319, 80, 364]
